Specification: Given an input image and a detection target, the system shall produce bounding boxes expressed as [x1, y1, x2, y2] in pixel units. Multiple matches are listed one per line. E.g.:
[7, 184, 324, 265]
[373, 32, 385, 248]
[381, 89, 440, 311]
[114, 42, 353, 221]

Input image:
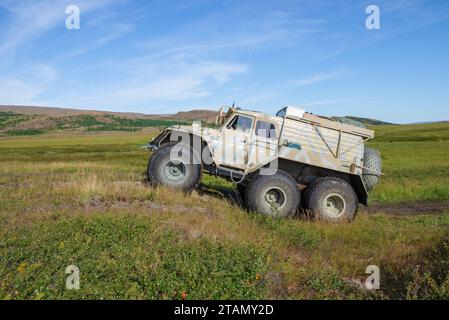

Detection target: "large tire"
[362, 147, 382, 193]
[147, 143, 202, 192]
[247, 171, 300, 218]
[305, 177, 357, 222]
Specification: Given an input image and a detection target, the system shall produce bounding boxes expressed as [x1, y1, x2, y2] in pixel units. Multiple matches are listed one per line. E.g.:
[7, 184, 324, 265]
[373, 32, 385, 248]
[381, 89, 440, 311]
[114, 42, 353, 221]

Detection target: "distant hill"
[0, 105, 218, 122]
[0, 105, 156, 118]
[408, 120, 449, 125]
[332, 116, 395, 127]
[169, 110, 218, 123]
[0, 105, 219, 136]
[0, 105, 405, 137]
[0, 110, 188, 137]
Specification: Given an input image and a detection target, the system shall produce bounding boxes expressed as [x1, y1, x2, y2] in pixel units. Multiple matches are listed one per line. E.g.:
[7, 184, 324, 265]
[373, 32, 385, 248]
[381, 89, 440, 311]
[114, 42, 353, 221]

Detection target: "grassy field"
[0, 122, 448, 299]
[368, 122, 449, 203]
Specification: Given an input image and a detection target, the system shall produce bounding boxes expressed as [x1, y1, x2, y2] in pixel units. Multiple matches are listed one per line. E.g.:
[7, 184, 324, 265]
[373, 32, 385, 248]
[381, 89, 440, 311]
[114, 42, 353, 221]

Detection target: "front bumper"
[147, 142, 159, 151]
[146, 128, 171, 151]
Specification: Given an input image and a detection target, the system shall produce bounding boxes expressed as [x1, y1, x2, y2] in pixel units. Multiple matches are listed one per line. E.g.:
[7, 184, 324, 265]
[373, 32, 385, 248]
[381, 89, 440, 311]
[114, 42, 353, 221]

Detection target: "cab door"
[247, 120, 278, 170]
[213, 114, 254, 169]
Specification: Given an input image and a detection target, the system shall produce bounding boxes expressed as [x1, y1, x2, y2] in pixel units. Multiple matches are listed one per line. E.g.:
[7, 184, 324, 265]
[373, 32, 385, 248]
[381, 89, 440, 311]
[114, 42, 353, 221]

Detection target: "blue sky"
[0, 0, 448, 123]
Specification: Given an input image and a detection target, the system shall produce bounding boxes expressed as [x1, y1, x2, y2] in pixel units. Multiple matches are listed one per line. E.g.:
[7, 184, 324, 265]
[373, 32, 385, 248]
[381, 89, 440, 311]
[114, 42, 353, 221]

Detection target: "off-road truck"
[146, 106, 382, 222]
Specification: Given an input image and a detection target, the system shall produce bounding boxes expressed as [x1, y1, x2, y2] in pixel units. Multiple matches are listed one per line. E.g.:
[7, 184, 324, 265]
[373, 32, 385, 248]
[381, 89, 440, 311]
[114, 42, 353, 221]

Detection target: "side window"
[226, 115, 253, 133]
[255, 121, 277, 139]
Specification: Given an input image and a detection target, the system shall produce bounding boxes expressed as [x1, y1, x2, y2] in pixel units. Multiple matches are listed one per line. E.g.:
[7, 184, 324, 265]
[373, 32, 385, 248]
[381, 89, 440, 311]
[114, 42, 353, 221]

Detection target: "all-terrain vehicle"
[146, 106, 382, 222]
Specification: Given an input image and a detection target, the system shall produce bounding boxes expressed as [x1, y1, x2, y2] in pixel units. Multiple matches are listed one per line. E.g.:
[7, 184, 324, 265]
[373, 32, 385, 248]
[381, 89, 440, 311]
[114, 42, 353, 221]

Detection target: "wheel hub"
[323, 193, 346, 217]
[169, 165, 182, 176]
[164, 160, 186, 182]
[264, 187, 287, 210]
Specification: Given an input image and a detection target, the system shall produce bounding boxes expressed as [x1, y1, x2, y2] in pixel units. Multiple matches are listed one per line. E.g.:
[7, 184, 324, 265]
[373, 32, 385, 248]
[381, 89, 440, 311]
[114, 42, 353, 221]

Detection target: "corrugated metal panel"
[283, 120, 361, 144]
[282, 129, 362, 148]
[280, 117, 364, 163]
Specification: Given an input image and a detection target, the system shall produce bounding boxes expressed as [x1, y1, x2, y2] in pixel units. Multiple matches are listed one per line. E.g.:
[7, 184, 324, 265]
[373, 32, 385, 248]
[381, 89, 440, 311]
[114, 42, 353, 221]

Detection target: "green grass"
[54, 114, 188, 132]
[369, 140, 449, 203]
[104, 115, 189, 127]
[367, 122, 449, 203]
[371, 121, 449, 142]
[0, 215, 266, 299]
[5, 128, 47, 136]
[0, 123, 448, 300]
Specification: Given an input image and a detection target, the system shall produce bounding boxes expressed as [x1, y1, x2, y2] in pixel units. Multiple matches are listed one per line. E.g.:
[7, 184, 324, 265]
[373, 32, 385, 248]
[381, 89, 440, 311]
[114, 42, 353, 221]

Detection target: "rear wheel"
[304, 177, 357, 222]
[147, 143, 202, 192]
[247, 171, 300, 218]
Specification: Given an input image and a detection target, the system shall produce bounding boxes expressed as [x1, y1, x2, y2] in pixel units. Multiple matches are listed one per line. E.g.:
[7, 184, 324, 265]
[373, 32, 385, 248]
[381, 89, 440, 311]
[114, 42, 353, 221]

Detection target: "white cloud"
[57, 23, 134, 59]
[0, 78, 43, 105]
[52, 60, 247, 109]
[305, 98, 352, 107]
[134, 7, 324, 62]
[0, 0, 130, 106]
[239, 93, 278, 105]
[105, 75, 208, 102]
[0, 1, 326, 111]
[0, 64, 57, 105]
[0, 0, 125, 58]
[135, 34, 276, 60]
[294, 72, 338, 87]
[189, 61, 247, 83]
[293, 70, 353, 87]
[0, 0, 249, 110]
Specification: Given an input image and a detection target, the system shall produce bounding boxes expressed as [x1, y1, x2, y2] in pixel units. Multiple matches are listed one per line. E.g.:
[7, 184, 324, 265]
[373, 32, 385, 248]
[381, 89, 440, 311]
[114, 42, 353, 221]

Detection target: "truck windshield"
[227, 115, 253, 133]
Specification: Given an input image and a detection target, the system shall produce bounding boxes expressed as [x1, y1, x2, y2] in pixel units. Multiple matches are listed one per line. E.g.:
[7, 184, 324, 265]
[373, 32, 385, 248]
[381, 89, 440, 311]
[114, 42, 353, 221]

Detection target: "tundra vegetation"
[0, 122, 448, 299]
[0, 111, 190, 136]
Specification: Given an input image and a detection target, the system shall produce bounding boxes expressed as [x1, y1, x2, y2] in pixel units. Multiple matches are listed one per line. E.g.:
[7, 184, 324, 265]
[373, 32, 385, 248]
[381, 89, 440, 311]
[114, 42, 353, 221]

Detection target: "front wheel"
[247, 171, 300, 218]
[147, 143, 202, 192]
[235, 183, 248, 207]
